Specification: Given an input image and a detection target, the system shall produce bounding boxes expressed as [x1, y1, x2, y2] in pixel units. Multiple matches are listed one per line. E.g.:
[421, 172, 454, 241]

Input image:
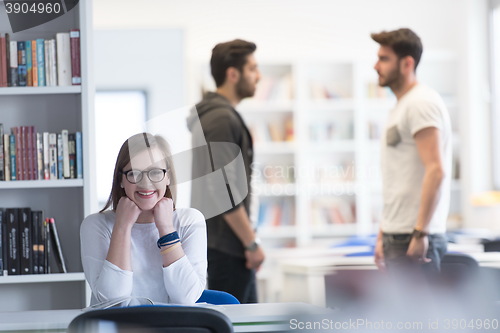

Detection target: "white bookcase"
[0, 1, 95, 311]
[194, 52, 461, 250]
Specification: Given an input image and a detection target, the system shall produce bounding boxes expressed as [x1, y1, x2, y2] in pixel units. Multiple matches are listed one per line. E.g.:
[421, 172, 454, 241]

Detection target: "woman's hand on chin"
[115, 196, 142, 229]
[153, 197, 175, 235]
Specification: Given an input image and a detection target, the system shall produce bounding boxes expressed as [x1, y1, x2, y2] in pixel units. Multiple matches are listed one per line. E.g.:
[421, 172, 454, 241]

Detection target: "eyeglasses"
[122, 168, 167, 184]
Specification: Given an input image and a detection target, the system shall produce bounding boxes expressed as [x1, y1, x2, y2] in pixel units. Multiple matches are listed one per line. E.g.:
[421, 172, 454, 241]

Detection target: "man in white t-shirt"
[371, 28, 451, 277]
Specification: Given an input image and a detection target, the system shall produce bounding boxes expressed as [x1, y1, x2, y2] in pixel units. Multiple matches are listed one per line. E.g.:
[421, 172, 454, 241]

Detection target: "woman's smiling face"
[121, 147, 169, 212]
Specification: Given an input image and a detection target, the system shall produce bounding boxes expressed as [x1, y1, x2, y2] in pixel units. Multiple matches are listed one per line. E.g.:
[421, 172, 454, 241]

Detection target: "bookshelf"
[0, 1, 94, 311]
[194, 52, 461, 248]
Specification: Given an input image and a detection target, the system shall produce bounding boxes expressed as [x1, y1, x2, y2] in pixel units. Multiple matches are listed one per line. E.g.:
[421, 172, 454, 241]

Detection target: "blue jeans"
[382, 233, 448, 279]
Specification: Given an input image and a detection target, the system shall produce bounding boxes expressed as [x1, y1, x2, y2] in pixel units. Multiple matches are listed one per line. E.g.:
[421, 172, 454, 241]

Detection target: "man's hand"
[245, 246, 265, 270]
[407, 236, 431, 264]
[374, 233, 386, 271]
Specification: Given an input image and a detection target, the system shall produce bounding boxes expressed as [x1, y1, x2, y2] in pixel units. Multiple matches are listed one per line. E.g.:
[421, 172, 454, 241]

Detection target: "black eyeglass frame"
[121, 168, 168, 184]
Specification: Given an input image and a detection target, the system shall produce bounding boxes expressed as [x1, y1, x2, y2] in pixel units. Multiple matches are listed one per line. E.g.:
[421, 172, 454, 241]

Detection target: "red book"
[69, 29, 81, 85]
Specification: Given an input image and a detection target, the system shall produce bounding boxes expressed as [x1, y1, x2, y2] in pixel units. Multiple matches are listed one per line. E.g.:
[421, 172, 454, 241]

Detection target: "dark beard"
[235, 77, 255, 99]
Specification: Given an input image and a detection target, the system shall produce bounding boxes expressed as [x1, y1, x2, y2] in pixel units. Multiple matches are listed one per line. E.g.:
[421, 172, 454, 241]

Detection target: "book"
[36, 39, 45, 86]
[42, 132, 50, 179]
[70, 29, 81, 85]
[9, 134, 16, 180]
[36, 133, 44, 180]
[44, 40, 50, 86]
[17, 41, 26, 86]
[46, 217, 67, 273]
[5, 33, 10, 86]
[0, 123, 4, 180]
[31, 40, 38, 87]
[7, 35, 18, 87]
[0, 35, 7, 87]
[12, 127, 23, 180]
[3, 133, 10, 181]
[5, 208, 20, 275]
[31, 210, 44, 274]
[75, 132, 83, 178]
[48, 39, 57, 86]
[0, 209, 3, 276]
[48, 133, 57, 179]
[61, 129, 70, 178]
[25, 40, 32, 86]
[19, 207, 32, 274]
[56, 32, 71, 86]
[57, 133, 63, 179]
[68, 133, 76, 178]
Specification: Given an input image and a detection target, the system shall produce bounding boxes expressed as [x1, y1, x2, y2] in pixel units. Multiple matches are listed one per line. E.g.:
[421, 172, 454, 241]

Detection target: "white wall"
[92, 0, 492, 226]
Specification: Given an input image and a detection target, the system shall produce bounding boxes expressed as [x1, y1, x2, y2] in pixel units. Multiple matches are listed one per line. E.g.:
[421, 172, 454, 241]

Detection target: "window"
[95, 91, 147, 208]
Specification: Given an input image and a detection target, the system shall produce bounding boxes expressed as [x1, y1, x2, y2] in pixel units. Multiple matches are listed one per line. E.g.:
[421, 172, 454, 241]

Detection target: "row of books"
[252, 74, 294, 101]
[309, 121, 354, 141]
[0, 207, 67, 276]
[257, 199, 295, 228]
[0, 30, 80, 87]
[311, 198, 356, 225]
[249, 117, 294, 143]
[0, 124, 83, 181]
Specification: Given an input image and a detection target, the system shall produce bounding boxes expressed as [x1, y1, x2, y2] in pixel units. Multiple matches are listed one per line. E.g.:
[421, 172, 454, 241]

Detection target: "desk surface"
[0, 302, 329, 333]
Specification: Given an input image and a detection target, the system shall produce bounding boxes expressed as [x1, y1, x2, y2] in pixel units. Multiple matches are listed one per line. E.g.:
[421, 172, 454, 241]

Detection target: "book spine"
[0, 123, 4, 180]
[57, 133, 63, 179]
[0, 209, 3, 276]
[12, 127, 22, 180]
[19, 207, 32, 274]
[9, 39, 18, 87]
[69, 29, 81, 85]
[42, 132, 50, 180]
[31, 40, 38, 87]
[39, 213, 47, 274]
[36, 133, 44, 180]
[6, 208, 20, 275]
[61, 129, 70, 178]
[30, 126, 37, 180]
[36, 39, 45, 87]
[21, 126, 28, 180]
[9, 134, 16, 180]
[3, 134, 10, 181]
[17, 41, 26, 87]
[25, 41, 32, 86]
[68, 133, 76, 179]
[48, 217, 67, 273]
[44, 40, 50, 86]
[48, 133, 57, 179]
[25, 126, 33, 180]
[0, 35, 7, 87]
[49, 39, 57, 86]
[56, 33, 71, 86]
[75, 132, 83, 178]
[30, 211, 39, 274]
[43, 218, 50, 273]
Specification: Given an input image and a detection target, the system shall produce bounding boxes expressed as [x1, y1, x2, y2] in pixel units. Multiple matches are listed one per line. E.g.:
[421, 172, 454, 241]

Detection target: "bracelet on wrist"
[160, 242, 182, 255]
[157, 231, 180, 248]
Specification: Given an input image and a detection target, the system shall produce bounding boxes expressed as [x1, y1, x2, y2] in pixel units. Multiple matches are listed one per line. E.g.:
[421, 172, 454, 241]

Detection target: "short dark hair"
[210, 39, 257, 87]
[371, 28, 423, 70]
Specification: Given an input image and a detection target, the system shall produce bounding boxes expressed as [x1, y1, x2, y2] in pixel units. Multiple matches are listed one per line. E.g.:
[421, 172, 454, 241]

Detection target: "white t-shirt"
[380, 83, 452, 234]
[80, 208, 207, 305]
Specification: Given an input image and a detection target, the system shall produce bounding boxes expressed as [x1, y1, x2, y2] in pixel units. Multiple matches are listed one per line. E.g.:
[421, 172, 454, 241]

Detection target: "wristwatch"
[245, 238, 261, 252]
[412, 228, 429, 239]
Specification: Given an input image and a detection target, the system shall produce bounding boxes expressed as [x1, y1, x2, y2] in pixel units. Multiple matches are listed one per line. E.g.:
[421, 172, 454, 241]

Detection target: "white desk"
[0, 302, 330, 333]
[279, 251, 500, 306]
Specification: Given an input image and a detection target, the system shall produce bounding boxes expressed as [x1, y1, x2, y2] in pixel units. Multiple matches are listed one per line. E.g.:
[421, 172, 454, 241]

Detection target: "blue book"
[25, 41, 32, 86]
[36, 39, 45, 86]
[75, 131, 83, 178]
[57, 133, 63, 179]
[9, 134, 16, 180]
[17, 41, 26, 86]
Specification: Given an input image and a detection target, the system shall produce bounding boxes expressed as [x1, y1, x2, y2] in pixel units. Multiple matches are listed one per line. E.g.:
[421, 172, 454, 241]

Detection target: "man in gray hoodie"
[187, 39, 264, 303]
